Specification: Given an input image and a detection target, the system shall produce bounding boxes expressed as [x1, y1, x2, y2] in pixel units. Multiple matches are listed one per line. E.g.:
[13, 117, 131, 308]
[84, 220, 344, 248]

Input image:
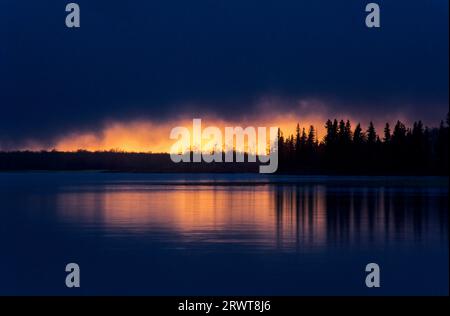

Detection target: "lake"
[0, 172, 448, 295]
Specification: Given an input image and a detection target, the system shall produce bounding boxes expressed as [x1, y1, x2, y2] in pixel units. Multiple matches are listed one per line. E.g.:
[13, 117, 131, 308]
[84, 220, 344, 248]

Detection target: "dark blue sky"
[0, 0, 448, 148]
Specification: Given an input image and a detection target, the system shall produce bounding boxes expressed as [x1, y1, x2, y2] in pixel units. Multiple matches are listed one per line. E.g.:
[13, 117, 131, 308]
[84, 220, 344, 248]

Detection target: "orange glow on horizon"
[53, 115, 329, 153]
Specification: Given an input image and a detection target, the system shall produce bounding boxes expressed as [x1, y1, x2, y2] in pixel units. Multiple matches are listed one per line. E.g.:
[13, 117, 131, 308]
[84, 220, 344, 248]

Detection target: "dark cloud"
[0, 0, 448, 148]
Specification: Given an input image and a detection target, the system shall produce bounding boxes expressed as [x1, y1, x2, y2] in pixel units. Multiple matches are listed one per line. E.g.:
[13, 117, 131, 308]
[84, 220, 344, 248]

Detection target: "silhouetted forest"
[276, 115, 449, 175]
[0, 115, 448, 175]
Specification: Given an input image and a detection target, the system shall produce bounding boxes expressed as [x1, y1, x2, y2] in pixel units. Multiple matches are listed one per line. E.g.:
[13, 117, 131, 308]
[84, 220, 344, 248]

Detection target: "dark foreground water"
[0, 172, 448, 295]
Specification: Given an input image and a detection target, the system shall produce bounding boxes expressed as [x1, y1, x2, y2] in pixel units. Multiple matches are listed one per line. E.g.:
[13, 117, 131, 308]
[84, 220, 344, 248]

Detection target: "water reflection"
[55, 182, 448, 252]
[273, 185, 448, 250]
[1, 174, 448, 295]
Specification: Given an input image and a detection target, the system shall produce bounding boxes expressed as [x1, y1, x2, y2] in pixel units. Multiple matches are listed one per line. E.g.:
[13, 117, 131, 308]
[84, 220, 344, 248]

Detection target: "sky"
[0, 0, 448, 152]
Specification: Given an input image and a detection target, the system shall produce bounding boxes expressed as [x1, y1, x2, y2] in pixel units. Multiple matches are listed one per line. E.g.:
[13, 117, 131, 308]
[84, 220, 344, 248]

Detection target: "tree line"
[0, 115, 448, 175]
[276, 115, 449, 175]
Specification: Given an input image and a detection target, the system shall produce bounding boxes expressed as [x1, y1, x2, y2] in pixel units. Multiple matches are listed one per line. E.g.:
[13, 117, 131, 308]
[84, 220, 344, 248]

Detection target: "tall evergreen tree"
[332, 119, 338, 143]
[392, 120, 407, 144]
[353, 123, 364, 145]
[295, 123, 301, 153]
[307, 126, 315, 146]
[344, 120, 352, 144]
[324, 120, 334, 145]
[367, 122, 377, 145]
[338, 120, 346, 144]
[383, 123, 391, 143]
[301, 128, 307, 147]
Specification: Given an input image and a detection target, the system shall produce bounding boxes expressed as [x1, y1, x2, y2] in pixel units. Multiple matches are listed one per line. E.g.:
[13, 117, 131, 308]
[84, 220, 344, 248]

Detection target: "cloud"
[0, 0, 448, 149]
[1, 96, 443, 152]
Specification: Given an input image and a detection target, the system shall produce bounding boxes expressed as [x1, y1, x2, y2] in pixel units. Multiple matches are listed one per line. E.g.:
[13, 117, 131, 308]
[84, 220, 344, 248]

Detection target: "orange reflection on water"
[56, 184, 329, 250]
[56, 183, 444, 251]
[57, 186, 278, 246]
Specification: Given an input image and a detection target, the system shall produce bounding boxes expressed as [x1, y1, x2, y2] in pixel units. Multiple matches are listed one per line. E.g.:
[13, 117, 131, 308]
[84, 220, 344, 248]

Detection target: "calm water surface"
[0, 173, 448, 295]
